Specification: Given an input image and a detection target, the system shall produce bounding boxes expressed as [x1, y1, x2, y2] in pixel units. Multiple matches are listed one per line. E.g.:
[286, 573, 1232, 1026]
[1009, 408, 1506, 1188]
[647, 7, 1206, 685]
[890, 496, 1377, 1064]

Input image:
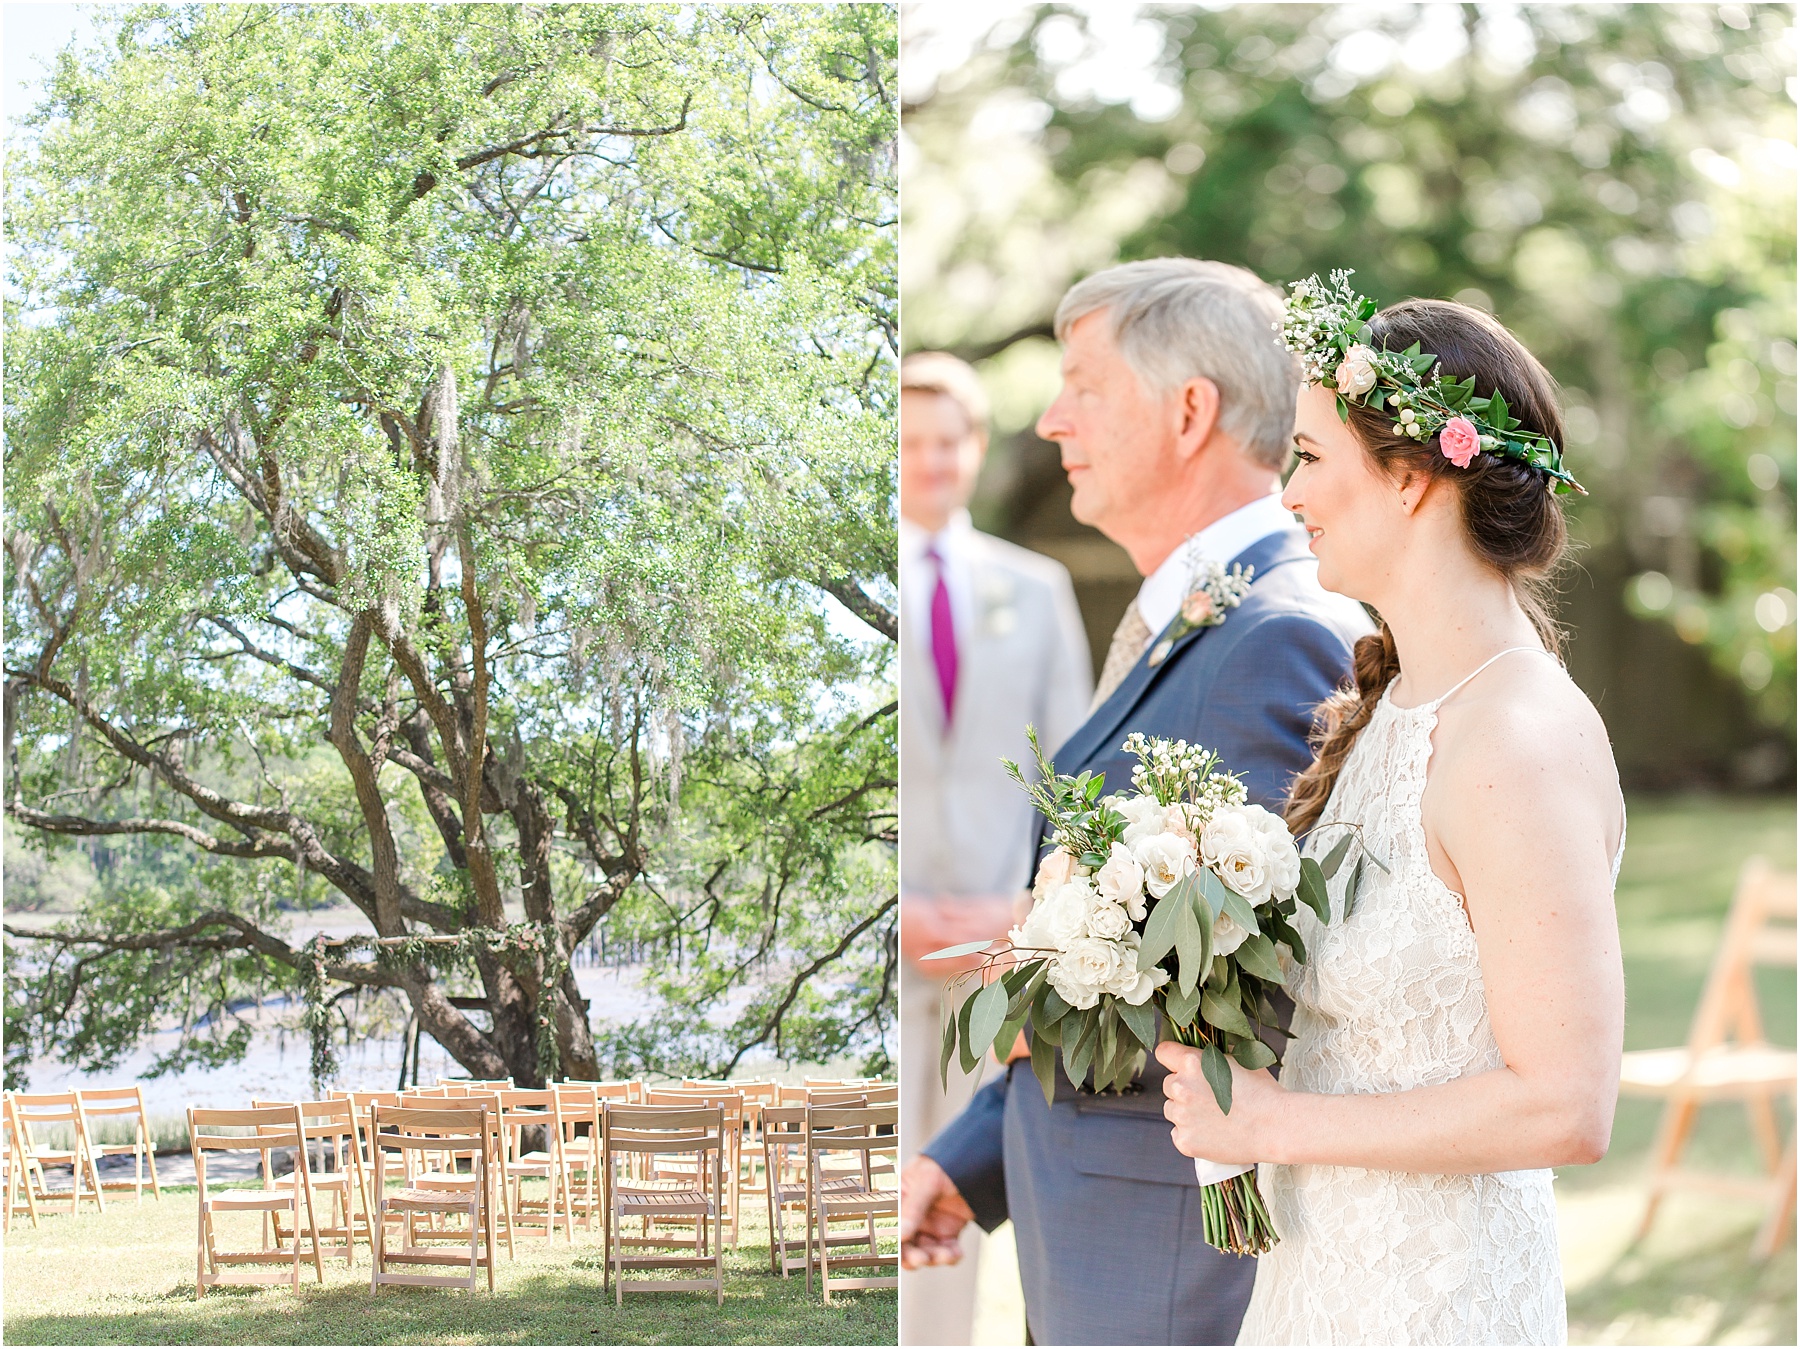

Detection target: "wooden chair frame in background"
[1620, 857, 1797, 1258]
[190, 1104, 324, 1298]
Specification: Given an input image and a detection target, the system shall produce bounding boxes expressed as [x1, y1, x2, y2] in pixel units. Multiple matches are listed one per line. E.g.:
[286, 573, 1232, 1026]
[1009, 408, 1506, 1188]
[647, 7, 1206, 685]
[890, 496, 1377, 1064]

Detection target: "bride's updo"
[1285, 300, 1572, 836]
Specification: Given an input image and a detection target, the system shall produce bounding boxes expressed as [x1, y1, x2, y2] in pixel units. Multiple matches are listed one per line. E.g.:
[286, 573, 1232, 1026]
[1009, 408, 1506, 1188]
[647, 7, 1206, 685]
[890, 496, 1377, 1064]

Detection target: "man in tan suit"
[899, 351, 1092, 1346]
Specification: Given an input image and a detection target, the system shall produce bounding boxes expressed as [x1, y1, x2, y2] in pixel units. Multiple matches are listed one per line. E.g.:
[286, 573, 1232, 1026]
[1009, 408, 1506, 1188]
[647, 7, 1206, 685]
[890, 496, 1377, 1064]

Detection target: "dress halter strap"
[1425, 646, 1551, 712]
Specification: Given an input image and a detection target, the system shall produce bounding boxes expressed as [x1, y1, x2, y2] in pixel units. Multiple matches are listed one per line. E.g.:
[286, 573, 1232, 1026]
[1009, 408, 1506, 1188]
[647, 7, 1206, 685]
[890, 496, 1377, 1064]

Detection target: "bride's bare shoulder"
[1433, 655, 1620, 823]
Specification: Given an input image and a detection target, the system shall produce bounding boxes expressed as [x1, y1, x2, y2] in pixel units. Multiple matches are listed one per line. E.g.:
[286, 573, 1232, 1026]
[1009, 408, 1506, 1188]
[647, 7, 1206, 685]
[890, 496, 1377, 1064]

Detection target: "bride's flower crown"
[1279, 270, 1586, 496]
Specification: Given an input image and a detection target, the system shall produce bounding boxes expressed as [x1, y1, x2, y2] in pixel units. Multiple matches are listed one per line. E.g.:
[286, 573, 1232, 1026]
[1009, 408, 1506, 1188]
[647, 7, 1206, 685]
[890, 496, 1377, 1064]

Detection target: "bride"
[1157, 277, 1626, 1346]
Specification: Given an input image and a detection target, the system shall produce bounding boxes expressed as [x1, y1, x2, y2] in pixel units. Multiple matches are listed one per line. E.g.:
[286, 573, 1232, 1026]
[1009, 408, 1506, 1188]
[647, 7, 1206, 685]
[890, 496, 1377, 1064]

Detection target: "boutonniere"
[1146, 562, 1255, 666]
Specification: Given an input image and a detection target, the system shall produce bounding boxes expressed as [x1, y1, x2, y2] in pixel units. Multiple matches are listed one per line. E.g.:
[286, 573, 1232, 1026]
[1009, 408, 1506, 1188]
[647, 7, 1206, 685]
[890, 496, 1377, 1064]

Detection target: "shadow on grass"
[5, 1246, 896, 1347]
[1567, 1222, 1796, 1345]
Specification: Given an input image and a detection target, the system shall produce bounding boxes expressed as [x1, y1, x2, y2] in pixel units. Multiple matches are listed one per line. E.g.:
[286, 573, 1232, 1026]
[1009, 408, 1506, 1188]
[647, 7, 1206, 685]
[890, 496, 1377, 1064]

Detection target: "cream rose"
[1084, 894, 1133, 942]
[1109, 793, 1168, 847]
[1211, 905, 1252, 957]
[1047, 936, 1129, 1010]
[1335, 343, 1379, 396]
[1113, 939, 1172, 1005]
[1033, 847, 1081, 900]
[1093, 841, 1148, 920]
[1201, 803, 1299, 905]
[1015, 877, 1092, 953]
[1133, 831, 1198, 899]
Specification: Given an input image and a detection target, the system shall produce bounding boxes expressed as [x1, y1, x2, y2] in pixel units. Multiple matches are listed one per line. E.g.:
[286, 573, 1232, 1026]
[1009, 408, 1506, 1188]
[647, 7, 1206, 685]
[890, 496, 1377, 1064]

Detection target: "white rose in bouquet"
[1037, 878, 1098, 948]
[1133, 831, 1197, 898]
[1211, 905, 1252, 956]
[1111, 937, 1172, 1005]
[1109, 793, 1168, 847]
[1093, 840, 1148, 920]
[1084, 893, 1133, 942]
[1200, 803, 1300, 905]
[1033, 847, 1082, 899]
[1048, 935, 1129, 1010]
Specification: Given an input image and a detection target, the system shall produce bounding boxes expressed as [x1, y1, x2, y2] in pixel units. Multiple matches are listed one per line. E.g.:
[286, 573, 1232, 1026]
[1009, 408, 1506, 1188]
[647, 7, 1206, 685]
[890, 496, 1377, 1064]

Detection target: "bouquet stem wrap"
[1167, 1018, 1276, 1257]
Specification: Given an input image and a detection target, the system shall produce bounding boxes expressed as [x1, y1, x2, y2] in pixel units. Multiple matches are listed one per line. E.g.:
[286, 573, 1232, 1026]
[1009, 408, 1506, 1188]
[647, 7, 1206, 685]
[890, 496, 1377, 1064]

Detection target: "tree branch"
[817, 577, 897, 642]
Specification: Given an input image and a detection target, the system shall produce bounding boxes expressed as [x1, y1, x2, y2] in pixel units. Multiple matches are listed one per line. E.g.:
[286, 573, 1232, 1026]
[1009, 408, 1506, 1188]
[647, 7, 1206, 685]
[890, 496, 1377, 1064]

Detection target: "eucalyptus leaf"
[1174, 892, 1206, 997]
[1031, 1029, 1058, 1106]
[1269, 911, 1308, 964]
[967, 977, 1009, 1066]
[940, 1011, 957, 1091]
[1345, 852, 1365, 919]
[921, 939, 994, 961]
[1234, 933, 1285, 985]
[1040, 984, 1072, 1025]
[1217, 886, 1259, 936]
[957, 989, 980, 1075]
[1200, 1041, 1234, 1114]
[1297, 856, 1330, 923]
[1162, 980, 1201, 1030]
[1115, 995, 1158, 1053]
[1140, 881, 1187, 969]
[1318, 832, 1354, 881]
[1201, 986, 1253, 1036]
[994, 1007, 1030, 1062]
[1228, 1034, 1277, 1070]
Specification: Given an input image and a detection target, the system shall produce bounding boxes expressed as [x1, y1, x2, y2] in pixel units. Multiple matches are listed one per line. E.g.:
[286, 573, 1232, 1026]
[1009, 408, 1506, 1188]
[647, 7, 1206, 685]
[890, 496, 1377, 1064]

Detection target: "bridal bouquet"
[927, 731, 1344, 1257]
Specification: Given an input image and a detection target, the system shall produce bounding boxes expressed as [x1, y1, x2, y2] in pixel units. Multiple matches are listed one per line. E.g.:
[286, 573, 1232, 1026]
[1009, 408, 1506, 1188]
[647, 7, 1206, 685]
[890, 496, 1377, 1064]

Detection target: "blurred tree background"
[902, 1, 1795, 790]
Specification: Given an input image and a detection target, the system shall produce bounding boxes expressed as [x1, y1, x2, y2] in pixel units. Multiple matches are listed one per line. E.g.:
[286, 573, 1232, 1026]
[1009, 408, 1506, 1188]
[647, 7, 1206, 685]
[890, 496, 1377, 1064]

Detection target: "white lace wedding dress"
[1236, 649, 1623, 1347]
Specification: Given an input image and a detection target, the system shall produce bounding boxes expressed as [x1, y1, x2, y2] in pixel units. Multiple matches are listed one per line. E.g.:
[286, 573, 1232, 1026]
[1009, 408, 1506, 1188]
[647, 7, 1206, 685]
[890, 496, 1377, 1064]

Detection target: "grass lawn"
[2, 1181, 896, 1345]
[1560, 792, 1795, 1347]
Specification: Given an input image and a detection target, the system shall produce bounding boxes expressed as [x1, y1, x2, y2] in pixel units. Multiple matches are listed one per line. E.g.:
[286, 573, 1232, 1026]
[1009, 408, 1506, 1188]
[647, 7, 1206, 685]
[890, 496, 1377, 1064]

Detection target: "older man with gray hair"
[899, 258, 1370, 1345]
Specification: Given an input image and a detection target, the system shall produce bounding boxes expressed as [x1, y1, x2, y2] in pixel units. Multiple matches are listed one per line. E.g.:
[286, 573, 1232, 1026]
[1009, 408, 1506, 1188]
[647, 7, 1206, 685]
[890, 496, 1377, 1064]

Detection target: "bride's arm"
[1160, 687, 1626, 1175]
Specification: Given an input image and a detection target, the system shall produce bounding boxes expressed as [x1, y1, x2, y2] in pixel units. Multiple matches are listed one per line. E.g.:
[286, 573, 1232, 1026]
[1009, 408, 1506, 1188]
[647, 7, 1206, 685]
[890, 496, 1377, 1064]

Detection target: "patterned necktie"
[926, 542, 958, 728]
[1090, 600, 1152, 712]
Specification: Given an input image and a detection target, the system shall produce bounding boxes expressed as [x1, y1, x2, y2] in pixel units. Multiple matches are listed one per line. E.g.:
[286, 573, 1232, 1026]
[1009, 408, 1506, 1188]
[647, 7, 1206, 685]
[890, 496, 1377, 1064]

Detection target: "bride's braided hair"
[1285, 300, 1572, 837]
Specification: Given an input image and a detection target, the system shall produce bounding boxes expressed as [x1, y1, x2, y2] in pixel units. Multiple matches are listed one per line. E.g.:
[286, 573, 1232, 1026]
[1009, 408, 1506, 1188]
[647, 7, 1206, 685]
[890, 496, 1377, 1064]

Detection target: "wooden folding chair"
[603, 1104, 725, 1305]
[369, 1104, 496, 1293]
[497, 1088, 574, 1243]
[555, 1082, 604, 1233]
[190, 1105, 325, 1297]
[439, 1078, 514, 1091]
[5, 1096, 41, 1230]
[397, 1089, 517, 1260]
[646, 1088, 744, 1246]
[9, 1091, 105, 1216]
[807, 1104, 899, 1301]
[254, 1097, 369, 1265]
[76, 1086, 162, 1203]
[1620, 857, 1797, 1257]
[688, 1079, 777, 1206]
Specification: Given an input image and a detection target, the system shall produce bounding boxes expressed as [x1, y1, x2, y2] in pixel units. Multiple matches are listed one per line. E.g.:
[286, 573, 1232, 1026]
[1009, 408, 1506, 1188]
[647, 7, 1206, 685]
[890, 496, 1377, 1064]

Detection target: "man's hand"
[900, 891, 1021, 971]
[900, 1153, 976, 1269]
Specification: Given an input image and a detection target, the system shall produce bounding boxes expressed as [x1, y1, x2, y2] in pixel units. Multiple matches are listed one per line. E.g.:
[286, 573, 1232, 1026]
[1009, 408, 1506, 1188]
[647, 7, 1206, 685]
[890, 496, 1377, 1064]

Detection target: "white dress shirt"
[899, 509, 977, 646]
[1133, 493, 1296, 636]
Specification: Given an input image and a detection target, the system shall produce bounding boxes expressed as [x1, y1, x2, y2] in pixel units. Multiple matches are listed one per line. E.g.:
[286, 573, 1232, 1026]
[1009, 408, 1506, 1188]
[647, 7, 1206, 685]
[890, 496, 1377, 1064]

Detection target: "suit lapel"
[1053, 527, 1315, 772]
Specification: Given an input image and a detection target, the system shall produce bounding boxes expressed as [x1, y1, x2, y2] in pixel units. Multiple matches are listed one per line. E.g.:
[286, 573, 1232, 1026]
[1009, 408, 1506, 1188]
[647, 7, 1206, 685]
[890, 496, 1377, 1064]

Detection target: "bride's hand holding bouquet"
[925, 728, 1372, 1255]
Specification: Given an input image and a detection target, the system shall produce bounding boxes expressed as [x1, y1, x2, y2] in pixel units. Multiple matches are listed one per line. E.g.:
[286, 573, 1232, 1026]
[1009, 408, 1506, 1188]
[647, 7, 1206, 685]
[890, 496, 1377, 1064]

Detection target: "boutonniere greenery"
[1147, 562, 1254, 667]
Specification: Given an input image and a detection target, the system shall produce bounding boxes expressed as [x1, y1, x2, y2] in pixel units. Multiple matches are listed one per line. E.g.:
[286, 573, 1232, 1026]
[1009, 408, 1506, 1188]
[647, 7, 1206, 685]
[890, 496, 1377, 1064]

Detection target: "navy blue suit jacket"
[923, 526, 1370, 1230]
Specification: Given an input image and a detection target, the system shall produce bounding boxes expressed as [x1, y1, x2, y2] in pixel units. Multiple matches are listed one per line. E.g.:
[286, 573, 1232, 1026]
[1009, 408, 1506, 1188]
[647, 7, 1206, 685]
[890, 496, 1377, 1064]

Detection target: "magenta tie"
[926, 542, 958, 727]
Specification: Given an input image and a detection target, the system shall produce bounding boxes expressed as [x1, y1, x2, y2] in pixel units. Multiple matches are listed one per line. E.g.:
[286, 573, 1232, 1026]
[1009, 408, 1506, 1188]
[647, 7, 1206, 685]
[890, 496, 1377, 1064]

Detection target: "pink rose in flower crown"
[1438, 416, 1480, 468]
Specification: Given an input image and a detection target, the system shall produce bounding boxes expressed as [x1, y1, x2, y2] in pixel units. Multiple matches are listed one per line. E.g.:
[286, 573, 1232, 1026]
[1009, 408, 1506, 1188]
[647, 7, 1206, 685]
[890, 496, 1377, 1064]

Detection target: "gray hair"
[1054, 259, 1298, 470]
